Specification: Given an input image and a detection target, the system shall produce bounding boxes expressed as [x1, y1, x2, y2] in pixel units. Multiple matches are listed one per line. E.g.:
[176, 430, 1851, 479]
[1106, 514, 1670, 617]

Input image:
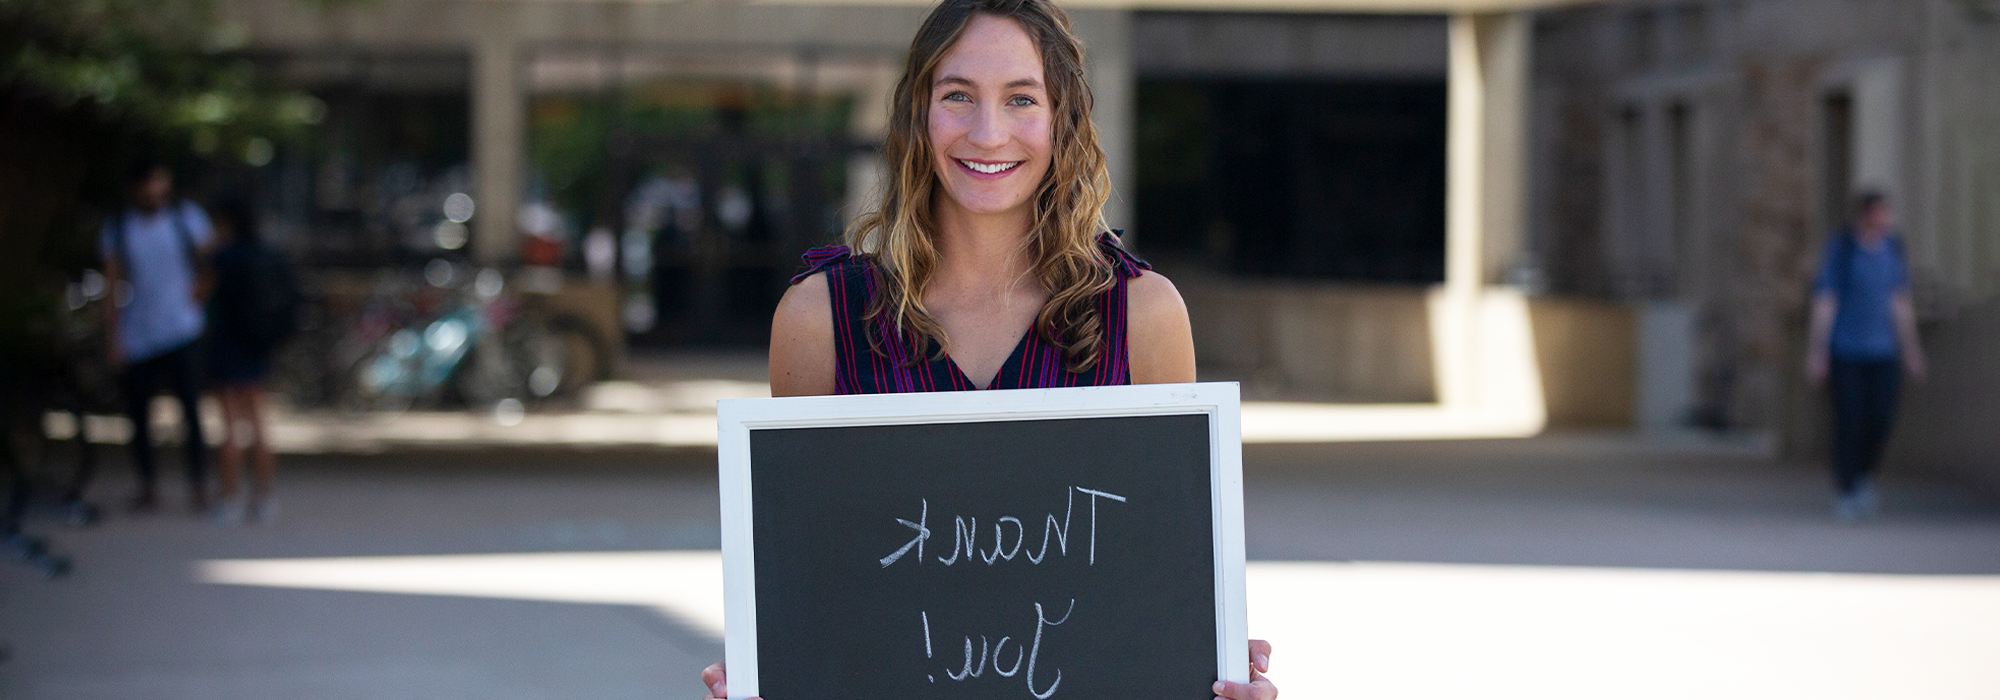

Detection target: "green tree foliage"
[0, 0, 330, 356]
[1, 0, 330, 178]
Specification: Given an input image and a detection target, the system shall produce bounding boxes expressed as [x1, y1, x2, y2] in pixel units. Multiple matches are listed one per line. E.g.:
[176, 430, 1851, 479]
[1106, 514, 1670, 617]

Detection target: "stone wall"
[1178, 271, 1437, 403]
[1179, 269, 1639, 428]
[1734, 57, 1821, 445]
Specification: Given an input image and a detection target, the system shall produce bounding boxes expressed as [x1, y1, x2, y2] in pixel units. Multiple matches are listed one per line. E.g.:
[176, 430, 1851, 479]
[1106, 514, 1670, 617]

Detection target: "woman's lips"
[955, 158, 1023, 180]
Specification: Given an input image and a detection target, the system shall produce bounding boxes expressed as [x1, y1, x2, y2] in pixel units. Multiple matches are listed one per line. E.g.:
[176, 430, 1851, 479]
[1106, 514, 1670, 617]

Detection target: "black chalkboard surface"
[718, 384, 1247, 700]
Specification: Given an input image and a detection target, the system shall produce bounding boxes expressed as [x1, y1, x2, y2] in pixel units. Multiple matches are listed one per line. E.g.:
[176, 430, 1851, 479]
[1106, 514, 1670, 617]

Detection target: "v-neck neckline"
[938, 325, 1036, 390]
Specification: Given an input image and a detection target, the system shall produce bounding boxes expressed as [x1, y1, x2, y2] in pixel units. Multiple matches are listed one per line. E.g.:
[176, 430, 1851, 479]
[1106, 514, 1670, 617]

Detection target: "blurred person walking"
[203, 198, 298, 525]
[102, 160, 215, 514]
[1805, 191, 1927, 522]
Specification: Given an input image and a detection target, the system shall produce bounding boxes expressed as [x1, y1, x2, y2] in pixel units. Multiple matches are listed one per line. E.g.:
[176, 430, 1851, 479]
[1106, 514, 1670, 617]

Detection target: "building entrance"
[528, 76, 861, 347]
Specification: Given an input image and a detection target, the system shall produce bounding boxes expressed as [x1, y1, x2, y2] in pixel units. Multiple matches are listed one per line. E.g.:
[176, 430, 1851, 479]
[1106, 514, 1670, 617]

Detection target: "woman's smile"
[955, 158, 1025, 178]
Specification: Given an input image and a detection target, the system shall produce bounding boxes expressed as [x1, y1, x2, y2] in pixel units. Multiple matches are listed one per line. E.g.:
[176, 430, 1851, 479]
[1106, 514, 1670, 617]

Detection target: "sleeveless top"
[789, 232, 1153, 394]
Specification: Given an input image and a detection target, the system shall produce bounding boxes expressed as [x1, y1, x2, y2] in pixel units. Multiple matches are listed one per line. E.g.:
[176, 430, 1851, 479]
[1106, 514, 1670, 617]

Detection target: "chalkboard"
[718, 383, 1247, 700]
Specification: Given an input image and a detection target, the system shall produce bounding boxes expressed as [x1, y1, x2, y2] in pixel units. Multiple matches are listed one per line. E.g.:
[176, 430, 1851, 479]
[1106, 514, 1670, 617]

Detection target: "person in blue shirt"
[101, 161, 215, 514]
[1804, 191, 1928, 522]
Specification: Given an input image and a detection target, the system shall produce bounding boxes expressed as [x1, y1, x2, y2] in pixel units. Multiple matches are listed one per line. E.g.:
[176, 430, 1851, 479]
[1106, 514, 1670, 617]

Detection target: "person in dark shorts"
[203, 198, 296, 525]
[1805, 191, 1929, 522]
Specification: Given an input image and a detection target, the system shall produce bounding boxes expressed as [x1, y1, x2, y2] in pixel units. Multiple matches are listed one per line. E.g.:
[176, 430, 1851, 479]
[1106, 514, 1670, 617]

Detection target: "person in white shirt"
[100, 161, 214, 513]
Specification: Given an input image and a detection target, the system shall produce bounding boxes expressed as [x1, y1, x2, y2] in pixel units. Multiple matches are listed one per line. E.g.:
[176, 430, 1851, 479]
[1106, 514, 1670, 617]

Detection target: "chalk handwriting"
[939, 516, 977, 565]
[1073, 488, 1127, 565]
[1028, 599, 1075, 699]
[923, 599, 1076, 698]
[880, 489, 1123, 697]
[878, 499, 930, 567]
[983, 516, 1025, 564]
[878, 487, 1128, 568]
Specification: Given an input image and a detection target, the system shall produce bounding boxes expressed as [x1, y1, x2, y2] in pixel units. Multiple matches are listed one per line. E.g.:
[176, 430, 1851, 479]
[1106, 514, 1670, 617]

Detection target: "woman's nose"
[967, 104, 1008, 149]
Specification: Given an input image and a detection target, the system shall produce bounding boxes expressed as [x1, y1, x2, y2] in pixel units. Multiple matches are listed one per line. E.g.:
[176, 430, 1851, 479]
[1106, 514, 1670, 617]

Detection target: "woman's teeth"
[959, 160, 1020, 174]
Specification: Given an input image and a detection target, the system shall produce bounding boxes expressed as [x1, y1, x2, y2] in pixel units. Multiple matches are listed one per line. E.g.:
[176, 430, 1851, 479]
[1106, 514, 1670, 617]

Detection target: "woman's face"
[927, 14, 1053, 221]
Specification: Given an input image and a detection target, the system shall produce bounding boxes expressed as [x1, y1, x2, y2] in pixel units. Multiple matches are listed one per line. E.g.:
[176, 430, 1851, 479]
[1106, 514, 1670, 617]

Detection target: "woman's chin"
[941, 190, 1033, 219]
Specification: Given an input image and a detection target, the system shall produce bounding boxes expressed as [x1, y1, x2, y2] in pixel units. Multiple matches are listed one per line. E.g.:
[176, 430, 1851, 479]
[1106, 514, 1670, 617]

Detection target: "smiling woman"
[714, 0, 1276, 698]
[766, 0, 1200, 396]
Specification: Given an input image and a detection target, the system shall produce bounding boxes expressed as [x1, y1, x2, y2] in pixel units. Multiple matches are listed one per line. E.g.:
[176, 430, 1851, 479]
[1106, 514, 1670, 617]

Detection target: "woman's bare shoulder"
[1124, 270, 1195, 384]
[777, 271, 830, 318]
[1127, 270, 1189, 325]
[770, 272, 835, 397]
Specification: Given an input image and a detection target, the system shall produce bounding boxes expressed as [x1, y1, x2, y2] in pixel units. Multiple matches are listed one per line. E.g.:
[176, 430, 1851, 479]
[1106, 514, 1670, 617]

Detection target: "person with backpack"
[203, 197, 298, 525]
[101, 160, 214, 514]
[1805, 191, 1929, 522]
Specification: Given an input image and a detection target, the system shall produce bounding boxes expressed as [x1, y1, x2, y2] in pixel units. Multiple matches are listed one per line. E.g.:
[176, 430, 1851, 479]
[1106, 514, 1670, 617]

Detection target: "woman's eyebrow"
[933, 75, 1046, 90]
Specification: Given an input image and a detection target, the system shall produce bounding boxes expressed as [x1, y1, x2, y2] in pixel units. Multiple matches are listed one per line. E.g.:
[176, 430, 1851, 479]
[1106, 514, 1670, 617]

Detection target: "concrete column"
[1446, 11, 1532, 293]
[1441, 11, 1533, 410]
[472, 35, 524, 267]
[1072, 9, 1135, 240]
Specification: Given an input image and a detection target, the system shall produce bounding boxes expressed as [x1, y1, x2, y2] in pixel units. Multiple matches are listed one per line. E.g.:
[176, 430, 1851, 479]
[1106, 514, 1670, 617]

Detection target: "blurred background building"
[195, 0, 1999, 487]
[4, 2, 1998, 696]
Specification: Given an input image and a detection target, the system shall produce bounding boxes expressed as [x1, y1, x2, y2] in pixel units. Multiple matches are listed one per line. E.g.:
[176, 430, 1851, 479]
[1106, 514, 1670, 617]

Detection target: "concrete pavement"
[3, 435, 1998, 699]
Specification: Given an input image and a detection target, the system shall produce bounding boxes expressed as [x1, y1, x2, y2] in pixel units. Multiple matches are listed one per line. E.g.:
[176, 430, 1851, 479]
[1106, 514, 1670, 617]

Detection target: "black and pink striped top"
[789, 232, 1153, 394]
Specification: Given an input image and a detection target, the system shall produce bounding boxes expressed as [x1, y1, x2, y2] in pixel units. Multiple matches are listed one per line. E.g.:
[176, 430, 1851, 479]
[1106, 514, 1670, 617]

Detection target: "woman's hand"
[1212, 639, 1278, 700]
[699, 662, 760, 700]
[702, 640, 1276, 700]
[1903, 349, 1929, 383]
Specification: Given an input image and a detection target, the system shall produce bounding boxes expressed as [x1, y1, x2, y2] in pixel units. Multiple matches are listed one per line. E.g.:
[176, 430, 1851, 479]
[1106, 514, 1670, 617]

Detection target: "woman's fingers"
[1214, 641, 1279, 699]
[1248, 638, 1273, 674]
[1213, 670, 1279, 700]
[699, 662, 726, 699]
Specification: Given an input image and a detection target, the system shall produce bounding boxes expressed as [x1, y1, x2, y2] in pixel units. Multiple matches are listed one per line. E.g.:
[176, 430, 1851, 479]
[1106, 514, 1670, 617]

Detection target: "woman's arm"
[101, 256, 125, 370]
[1128, 273, 1278, 700]
[1127, 271, 1196, 385]
[1891, 290, 1927, 382]
[1805, 291, 1837, 386]
[769, 273, 837, 397]
[725, 277, 834, 697]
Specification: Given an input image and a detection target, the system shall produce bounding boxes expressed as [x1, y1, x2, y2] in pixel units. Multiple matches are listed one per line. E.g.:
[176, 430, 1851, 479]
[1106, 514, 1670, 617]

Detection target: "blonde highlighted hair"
[847, 0, 1119, 373]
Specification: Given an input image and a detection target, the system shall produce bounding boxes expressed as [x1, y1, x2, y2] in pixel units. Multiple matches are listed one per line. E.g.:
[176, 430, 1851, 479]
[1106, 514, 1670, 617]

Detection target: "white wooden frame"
[716, 382, 1247, 699]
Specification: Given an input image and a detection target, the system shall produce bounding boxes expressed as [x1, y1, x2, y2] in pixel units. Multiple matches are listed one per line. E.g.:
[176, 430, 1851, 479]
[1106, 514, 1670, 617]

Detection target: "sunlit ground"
[46, 384, 1550, 451]
[198, 551, 2000, 699]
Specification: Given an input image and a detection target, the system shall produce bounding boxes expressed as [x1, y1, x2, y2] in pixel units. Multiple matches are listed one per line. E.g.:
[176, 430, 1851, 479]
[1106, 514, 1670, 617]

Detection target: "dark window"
[1134, 78, 1447, 283]
[1821, 91, 1854, 230]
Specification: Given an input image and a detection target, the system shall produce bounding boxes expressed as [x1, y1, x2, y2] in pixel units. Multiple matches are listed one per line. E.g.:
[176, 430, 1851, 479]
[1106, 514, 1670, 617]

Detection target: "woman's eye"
[1009, 95, 1037, 107]
[943, 92, 971, 103]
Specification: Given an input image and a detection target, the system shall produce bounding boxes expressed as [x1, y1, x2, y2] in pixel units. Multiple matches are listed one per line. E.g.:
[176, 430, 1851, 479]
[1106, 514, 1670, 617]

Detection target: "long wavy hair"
[847, 0, 1118, 373]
